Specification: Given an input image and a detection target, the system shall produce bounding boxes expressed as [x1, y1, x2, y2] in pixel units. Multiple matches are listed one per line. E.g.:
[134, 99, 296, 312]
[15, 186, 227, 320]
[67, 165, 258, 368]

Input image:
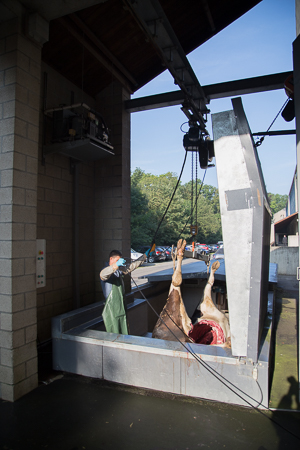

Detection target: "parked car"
[196, 244, 210, 254]
[211, 247, 224, 260]
[208, 244, 219, 252]
[136, 245, 150, 254]
[150, 247, 167, 263]
[160, 246, 172, 260]
[130, 248, 144, 261]
[135, 245, 167, 263]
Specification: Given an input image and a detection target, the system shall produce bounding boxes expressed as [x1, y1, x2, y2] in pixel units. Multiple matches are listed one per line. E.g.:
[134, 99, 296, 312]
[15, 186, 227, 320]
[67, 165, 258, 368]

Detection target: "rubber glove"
[116, 258, 126, 267]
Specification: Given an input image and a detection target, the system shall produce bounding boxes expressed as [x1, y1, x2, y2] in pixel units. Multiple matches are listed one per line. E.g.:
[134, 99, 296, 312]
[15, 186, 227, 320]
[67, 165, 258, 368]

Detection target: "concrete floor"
[269, 275, 299, 410]
[0, 374, 300, 450]
[0, 275, 299, 450]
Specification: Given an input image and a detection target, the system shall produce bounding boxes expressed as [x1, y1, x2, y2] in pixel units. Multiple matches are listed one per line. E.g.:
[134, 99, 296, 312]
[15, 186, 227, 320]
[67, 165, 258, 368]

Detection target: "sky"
[130, 0, 296, 196]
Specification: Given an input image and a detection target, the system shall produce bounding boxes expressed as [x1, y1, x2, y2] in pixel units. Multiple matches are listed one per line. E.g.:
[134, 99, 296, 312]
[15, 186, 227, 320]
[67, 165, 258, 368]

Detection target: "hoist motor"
[183, 124, 214, 169]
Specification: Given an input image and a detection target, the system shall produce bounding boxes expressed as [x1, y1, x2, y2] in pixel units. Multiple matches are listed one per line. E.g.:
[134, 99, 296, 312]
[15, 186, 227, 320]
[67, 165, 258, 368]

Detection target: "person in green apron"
[100, 250, 147, 334]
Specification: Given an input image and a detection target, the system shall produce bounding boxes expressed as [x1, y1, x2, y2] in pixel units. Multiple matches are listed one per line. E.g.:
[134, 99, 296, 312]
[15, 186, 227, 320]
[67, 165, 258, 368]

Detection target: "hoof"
[211, 260, 220, 272]
[177, 239, 183, 252]
[177, 239, 186, 257]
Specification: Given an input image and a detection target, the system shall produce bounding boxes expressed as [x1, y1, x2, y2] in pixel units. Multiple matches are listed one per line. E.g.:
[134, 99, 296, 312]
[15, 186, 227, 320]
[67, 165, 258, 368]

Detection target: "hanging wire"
[191, 152, 194, 228]
[195, 154, 198, 236]
[81, 32, 85, 105]
[178, 168, 207, 240]
[180, 121, 189, 133]
[152, 151, 188, 243]
[255, 98, 289, 147]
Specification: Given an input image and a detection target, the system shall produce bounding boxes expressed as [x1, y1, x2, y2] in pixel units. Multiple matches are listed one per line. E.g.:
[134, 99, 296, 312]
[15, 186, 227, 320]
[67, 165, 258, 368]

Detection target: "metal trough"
[52, 264, 276, 408]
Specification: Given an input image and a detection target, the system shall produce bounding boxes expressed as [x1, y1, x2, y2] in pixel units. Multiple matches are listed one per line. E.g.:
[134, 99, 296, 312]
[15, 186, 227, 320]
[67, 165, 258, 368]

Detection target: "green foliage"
[268, 193, 288, 216]
[131, 168, 222, 248]
[130, 170, 287, 248]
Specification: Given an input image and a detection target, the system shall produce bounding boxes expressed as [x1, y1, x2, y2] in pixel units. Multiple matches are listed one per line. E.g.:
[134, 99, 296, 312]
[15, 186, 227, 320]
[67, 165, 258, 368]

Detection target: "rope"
[131, 276, 263, 406]
[130, 276, 300, 442]
[255, 98, 289, 147]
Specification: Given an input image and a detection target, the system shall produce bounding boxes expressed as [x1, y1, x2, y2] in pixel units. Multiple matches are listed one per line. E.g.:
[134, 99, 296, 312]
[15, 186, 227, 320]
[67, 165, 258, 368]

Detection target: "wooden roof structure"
[42, 0, 261, 98]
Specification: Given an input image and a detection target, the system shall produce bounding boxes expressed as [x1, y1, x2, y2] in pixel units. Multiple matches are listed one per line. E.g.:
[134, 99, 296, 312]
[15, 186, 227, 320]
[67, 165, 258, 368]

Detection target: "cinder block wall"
[0, 26, 131, 400]
[36, 64, 97, 342]
[95, 83, 131, 299]
[78, 162, 95, 306]
[0, 18, 41, 401]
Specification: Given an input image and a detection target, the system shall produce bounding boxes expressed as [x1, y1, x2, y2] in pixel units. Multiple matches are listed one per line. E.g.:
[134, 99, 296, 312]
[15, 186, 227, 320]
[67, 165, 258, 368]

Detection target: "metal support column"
[293, 0, 300, 400]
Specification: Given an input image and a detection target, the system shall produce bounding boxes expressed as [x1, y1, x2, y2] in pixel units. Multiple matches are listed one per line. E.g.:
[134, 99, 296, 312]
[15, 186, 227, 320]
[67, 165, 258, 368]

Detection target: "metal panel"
[140, 261, 277, 285]
[212, 98, 271, 361]
[43, 138, 114, 162]
[140, 260, 226, 282]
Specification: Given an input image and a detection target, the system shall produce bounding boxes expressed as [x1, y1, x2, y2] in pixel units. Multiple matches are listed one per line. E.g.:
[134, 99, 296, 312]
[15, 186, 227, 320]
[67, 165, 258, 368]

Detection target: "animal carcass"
[152, 241, 231, 348]
[152, 239, 192, 342]
[189, 260, 231, 348]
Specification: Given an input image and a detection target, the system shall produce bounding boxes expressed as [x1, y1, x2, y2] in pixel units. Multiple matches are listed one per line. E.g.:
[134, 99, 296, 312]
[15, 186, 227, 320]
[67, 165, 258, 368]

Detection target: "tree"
[131, 169, 222, 247]
[268, 193, 288, 216]
[131, 183, 157, 249]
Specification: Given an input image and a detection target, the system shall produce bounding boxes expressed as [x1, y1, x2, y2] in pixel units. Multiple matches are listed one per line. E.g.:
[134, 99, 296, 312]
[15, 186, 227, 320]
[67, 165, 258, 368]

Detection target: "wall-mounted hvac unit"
[43, 103, 114, 162]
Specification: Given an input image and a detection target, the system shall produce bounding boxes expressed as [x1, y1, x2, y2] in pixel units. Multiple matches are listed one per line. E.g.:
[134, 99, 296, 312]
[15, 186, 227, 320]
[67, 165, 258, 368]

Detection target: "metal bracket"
[184, 249, 210, 263]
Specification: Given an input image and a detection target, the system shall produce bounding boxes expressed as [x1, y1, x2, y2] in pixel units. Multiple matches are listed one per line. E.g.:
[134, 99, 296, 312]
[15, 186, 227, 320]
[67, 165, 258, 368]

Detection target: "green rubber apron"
[102, 276, 128, 335]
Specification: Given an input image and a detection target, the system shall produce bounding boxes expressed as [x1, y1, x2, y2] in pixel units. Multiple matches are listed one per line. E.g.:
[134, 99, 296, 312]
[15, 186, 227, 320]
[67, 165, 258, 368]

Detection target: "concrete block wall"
[79, 162, 95, 306]
[95, 83, 131, 299]
[0, 26, 131, 400]
[270, 246, 298, 276]
[36, 64, 97, 341]
[0, 18, 41, 401]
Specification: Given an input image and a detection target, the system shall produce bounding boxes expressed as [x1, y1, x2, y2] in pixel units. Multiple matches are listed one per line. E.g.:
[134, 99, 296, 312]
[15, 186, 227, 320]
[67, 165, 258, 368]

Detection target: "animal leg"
[191, 260, 231, 347]
[201, 260, 220, 313]
[172, 239, 186, 287]
[171, 244, 176, 273]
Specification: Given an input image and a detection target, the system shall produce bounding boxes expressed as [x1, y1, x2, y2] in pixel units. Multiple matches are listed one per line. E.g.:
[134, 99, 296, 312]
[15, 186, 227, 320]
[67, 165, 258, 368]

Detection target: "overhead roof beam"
[125, 71, 292, 112]
[124, 0, 209, 131]
[201, 0, 216, 32]
[57, 16, 134, 93]
[69, 13, 138, 87]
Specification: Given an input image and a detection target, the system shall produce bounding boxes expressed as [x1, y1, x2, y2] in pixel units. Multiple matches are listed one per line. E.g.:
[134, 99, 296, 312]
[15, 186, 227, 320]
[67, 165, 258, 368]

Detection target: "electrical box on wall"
[36, 239, 46, 288]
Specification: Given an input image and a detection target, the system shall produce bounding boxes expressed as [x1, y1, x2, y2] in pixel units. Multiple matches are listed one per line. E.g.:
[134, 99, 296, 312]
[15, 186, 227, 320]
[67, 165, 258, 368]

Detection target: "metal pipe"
[44, 102, 108, 131]
[42, 72, 48, 165]
[252, 129, 296, 136]
[44, 102, 91, 115]
[73, 161, 80, 309]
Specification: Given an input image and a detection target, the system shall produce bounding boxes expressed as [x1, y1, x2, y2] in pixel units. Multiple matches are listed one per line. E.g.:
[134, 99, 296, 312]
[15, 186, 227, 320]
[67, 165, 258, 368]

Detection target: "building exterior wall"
[286, 168, 298, 216]
[36, 64, 97, 342]
[270, 208, 286, 245]
[0, 18, 41, 401]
